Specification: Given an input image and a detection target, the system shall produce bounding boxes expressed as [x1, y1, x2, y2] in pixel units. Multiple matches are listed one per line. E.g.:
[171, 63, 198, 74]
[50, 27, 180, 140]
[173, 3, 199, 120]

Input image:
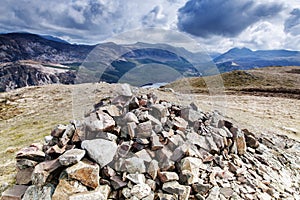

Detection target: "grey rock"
[181, 107, 204, 123]
[16, 146, 45, 162]
[192, 183, 211, 195]
[69, 185, 111, 200]
[150, 134, 163, 150]
[124, 112, 139, 124]
[16, 159, 38, 169]
[220, 187, 234, 198]
[1, 185, 28, 200]
[136, 121, 153, 138]
[206, 186, 220, 200]
[162, 181, 186, 195]
[131, 184, 151, 199]
[58, 149, 85, 166]
[22, 184, 54, 200]
[123, 157, 146, 174]
[147, 160, 159, 180]
[126, 173, 146, 184]
[16, 167, 34, 185]
[101, 105, 121, 117]
[156, 193, 178, 200]
[31, 159, 61, 186]
[51, 124, 67, 138]
[180, 157, 204, 184]
[81, 139, 117, 168]
[173, 117, 188, 131]
[110, 175, 127, 190]
[149, 104, 169, 121]
[135, 149, 152, 162]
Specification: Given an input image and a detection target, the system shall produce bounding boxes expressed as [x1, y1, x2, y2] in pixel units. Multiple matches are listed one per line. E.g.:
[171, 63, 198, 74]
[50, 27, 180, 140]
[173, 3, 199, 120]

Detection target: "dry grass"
[168, 66, 300, 98]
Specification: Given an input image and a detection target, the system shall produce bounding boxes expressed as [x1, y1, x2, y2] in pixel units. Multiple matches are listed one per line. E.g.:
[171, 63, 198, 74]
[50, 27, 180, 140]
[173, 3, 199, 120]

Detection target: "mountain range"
[0, 32, 299, 91]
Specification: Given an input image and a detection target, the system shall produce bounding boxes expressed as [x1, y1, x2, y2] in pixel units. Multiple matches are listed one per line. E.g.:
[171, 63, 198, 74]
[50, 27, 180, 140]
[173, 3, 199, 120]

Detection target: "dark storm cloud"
[284, 8, 300, 35]
[177, 0, 283, 37]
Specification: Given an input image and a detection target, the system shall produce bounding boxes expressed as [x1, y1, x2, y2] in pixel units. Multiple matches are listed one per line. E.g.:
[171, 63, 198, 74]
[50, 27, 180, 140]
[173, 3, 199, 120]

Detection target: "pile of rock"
[1, 88, 300, 200]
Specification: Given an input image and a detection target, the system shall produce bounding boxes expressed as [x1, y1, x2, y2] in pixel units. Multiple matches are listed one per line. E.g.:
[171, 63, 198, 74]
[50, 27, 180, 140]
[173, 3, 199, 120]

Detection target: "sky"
[0, 0, 299, 53]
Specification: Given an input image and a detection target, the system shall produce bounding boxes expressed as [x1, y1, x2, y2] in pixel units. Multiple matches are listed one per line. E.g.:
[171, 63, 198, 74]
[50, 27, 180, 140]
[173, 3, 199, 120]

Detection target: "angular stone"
[150, 134, 163, 150]
[76, 192, 110, 200]
[51, 124, 67, 138]
[123, 157, 146, 174]
[16, 167, 34, 185]
[1, 185, 28, 200]
[122, 187, 132, 199]
[16, 159, 38, 169]
[66, 160, 100, 189]
[154, 147, 175, 171]
[58, 149, 85, 166]
[22, 184, 54, 200]
[126, 173, 146, 184]
[124, 112, 139, 124]
[180, 157, 204, 184]
[173, 117, 188, 131]
[16, 146, 45, 162]
[81, 139, 117, 168]
[192, 183, 211, 195]
[127, 122, 137, 139]
[52, 179, 88, 200]
[181, 107, 204, 123]
[147, 160, 159, 180]
[131, 184, 151, 199]
[31, 159, 62, 186]
[136, 121, 153, 138]
[244, 131, 259, 149]
[45, 144, 66, 155]
[158, 171, 179, 183]
[234, 129, 247, 155]
[110, 175, 127, 190]
[220, 187, 234, 198]
[206, 186, 220, 200]
[162, 181, 187, 195]
[186, 131, 210, 151]
[101, 105, 121, 117]
[205, 135, 219, 154]
[64, 124, 76, 139]
[149, 104, 169, 121]
[146, 179, 156, 191]
[135, 149, 152, 162]
[180, 186, 191, 200]
[157, 193, 178, 200]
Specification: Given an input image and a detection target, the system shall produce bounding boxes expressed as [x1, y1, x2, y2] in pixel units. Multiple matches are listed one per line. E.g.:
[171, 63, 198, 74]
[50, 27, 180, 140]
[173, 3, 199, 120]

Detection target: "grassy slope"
[167, 66, 300, 98]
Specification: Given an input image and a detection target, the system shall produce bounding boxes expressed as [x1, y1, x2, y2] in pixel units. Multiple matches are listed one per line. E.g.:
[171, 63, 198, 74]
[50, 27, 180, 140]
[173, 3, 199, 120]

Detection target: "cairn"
[1, 86, 300, 200]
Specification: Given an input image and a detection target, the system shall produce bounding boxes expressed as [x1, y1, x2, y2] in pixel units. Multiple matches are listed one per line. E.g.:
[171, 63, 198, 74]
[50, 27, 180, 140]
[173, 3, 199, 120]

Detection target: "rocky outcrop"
[0, 61, 75, 92]
[1, 86, 300, 199]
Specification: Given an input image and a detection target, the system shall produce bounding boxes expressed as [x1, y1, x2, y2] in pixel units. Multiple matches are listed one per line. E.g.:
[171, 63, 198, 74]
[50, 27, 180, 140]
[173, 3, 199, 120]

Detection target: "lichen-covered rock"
[65, 160, 100, 189]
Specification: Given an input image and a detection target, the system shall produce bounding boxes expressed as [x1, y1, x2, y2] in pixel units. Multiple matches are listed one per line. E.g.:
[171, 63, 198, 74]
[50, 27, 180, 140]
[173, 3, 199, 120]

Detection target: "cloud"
[284, 8, 300, 35]
[0, 0, 186, 44]
[177, 0, 283, 37]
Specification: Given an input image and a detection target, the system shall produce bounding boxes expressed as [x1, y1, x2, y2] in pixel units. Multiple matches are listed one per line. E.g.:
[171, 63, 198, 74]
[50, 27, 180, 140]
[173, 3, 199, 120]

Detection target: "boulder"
[22, 184, 54, 200]
[158, 171, 179, 183]
[16, 167, 34, 185]
[52, 179, 88, 200]
[58, 149, 85, 166]
[1, 185, 28, 200]
[81, 139, 117, 168]
[65, 160, 100, 189]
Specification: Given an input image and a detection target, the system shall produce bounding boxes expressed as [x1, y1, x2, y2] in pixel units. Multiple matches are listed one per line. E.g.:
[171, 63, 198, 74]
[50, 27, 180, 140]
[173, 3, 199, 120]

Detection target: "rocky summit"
[1, 85, 300, 200]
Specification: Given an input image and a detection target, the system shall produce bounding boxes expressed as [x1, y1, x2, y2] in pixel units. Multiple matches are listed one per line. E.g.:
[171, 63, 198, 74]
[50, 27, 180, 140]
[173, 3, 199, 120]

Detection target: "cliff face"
[0, 61, 75, 92]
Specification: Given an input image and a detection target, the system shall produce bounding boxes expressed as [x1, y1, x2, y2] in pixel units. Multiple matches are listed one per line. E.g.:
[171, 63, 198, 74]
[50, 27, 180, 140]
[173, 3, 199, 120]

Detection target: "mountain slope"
[167, 66, 300, 99]
[0, 33, 94, 63]
[214, 47, 300, 72]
